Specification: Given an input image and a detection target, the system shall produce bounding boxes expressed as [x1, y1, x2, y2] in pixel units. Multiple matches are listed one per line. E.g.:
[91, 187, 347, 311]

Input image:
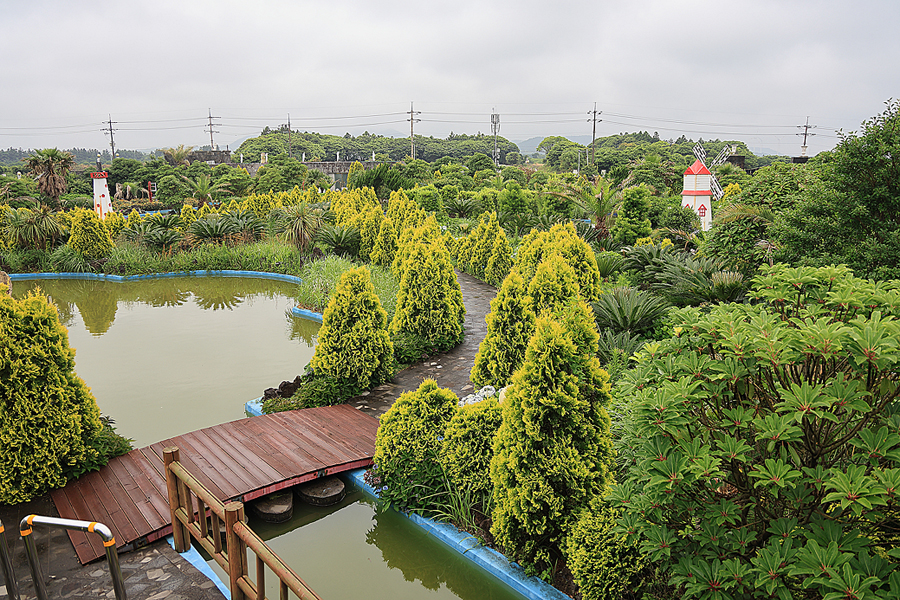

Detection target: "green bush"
[308, 266, 394, 392]
[612, 185, 652, 246]
[471, 269, 536, 388]
[564, 498, 647, 600]
[527, 253, 582, 314]
[68, 208, 114, 260]
[611, 263, 900, 600]
[373, 379, 459, 509]
[0, 290, 104, 503]
[389, 239, 465, 353]
[439, 396, 502, 511]
[490, 313, 614, 576]
[515, 222, 602, 301]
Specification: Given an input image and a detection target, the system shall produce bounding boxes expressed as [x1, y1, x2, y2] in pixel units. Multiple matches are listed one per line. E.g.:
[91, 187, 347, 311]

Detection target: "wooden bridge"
[50, 405, 379, 564]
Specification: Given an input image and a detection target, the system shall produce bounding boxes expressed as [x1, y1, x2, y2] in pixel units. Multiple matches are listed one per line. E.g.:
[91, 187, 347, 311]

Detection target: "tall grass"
[295, 255, 399, 319]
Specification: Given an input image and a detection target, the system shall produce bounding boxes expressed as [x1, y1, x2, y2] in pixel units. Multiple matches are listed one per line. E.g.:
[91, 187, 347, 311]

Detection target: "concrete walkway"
[0, 269, 497, 599]
[353, 270, 497, 418]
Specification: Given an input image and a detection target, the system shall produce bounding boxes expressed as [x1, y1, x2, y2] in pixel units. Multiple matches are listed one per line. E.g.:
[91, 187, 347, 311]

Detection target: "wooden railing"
[163, 447, 321, 600]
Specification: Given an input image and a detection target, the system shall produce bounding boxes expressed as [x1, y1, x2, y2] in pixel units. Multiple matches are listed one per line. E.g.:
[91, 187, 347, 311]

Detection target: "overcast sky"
[2, 0, 897, 157]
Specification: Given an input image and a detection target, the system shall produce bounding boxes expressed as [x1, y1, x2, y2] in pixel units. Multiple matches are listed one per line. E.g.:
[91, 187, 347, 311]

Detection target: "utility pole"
[101, 115, 117, 159]
[205, 109, 220, 150]
[287, 114, 292, 159]
[796, 116, 816, 156]
[588, 103, 602, 165]
[491, 110, 501, 167]
[408, 102, 421, 159]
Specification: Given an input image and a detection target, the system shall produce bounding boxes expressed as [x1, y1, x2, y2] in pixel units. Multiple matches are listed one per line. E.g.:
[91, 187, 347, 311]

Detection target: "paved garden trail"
[354, 269, 498, 418]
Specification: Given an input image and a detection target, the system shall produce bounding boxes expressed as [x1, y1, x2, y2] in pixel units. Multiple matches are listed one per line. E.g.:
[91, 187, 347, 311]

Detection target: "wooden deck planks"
[52, 406, 379, 564]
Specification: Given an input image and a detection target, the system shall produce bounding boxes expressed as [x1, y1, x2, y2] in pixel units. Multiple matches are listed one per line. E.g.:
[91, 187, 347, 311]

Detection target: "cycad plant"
[317, 224, 360, 258]
[186, 214, 239, 245]
[591, 286, 670, 337]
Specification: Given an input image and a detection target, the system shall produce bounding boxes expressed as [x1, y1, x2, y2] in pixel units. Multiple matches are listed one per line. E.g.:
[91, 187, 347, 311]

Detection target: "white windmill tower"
[682, 143, 737, 231]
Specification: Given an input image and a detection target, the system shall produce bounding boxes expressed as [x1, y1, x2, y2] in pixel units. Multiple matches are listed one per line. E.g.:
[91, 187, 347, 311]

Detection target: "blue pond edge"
[9, 269, 324, 323]
[165, 535, 231, 599]
[346, 468, 573, 600]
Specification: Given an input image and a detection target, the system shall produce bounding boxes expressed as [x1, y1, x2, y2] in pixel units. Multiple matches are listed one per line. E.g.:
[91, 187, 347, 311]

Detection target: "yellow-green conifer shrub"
[370, 217, 398, 268]
[179, 204, 197, 230]
[390, 214, 441, 280]
[564, 499, 647, 600]
[471, 269, 536, 388]
[466, 212, 501, 279]
[439, 397, 502, 510]
[528, 253, 582, 315]
[0, 290, 103, 503]
[490, 315, 613, 575]
[126, 208, 143, 229]
[358, 204, 385, 261]
[374, 379, 459, 509]
[103, 211, 125, 241]
[308, 267, 394, 392]
[548, 222, 603, 301]
[386, 190, 413, 228]
[197, 203, 215, 218]
[389, 239, 465, 353]
[484, 228, 513, 287]
[224, 199, 242, 214]
[68, 208, 113, 260]
[243, 192, 280, 219]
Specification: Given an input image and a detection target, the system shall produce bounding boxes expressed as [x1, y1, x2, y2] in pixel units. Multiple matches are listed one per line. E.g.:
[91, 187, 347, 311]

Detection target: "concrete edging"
[9, 269, 303, 284]
[344, 468, 573, 600]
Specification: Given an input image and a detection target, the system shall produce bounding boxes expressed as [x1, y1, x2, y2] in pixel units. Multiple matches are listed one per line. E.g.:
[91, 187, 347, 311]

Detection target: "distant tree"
[161, 144, 194, 166]
[467, 153, 495, 173]
[181, 174, 231, 207]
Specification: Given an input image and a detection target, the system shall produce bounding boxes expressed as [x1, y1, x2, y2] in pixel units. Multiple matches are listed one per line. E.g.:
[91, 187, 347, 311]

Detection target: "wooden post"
[163, 447, 188, 553]
[225, 502, 247, 600]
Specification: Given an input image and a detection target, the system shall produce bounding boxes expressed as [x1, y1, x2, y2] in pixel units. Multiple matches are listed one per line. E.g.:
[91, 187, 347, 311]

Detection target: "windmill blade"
[692, 142, 708, 163]
[710, 145, 737, 167]
[710, 174, 724, 200]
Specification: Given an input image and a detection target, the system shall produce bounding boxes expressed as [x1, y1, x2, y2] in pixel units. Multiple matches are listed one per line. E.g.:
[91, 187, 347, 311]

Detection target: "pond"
[12, 276, 319, 447]
[203, 480, 527, 600]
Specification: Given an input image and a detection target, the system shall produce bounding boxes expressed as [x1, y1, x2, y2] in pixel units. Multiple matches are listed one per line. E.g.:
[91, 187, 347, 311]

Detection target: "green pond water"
[13, 276, 528, 600]
[204, 481, 527, 600]
[12, 276, 319, 447]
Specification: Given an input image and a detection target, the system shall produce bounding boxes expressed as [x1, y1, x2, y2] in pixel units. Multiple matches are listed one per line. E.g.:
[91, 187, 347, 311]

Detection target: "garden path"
[352, 270, 497, 417]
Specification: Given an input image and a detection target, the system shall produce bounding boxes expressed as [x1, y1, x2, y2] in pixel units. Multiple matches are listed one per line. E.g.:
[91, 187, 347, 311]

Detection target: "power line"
[205, 109, 220, 150]
[101, 115, 117, 158]
[408, 102, 421, 159]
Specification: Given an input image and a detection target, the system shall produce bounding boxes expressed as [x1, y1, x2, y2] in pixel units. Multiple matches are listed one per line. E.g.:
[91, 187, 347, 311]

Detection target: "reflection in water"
[205, 482, 526, 600]
[11, 276, 318, 447]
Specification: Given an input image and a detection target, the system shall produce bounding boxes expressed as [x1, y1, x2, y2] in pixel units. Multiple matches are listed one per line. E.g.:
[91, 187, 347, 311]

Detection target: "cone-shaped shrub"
[68, 208, 113, 260]
[471, 269, 536, 388]
[0, 291, 103, 503]
[126, 208, 142, 228]
[440, 397, 503, 510]
[103, 211, 126, 241]
[528, 253, 582, 315]
[390, 239, 465, 353]
[516, 223, 602, 301]
[308, 267, 394, 392]
[179, 204, 197, 231]
[490, 316, 613, 574]
[390, 214, 441, 280]
[357, 203, 385, 261]
[374, 379, 459, 509]
[484, 228, 513, 286]
[370, 216, 398, 268]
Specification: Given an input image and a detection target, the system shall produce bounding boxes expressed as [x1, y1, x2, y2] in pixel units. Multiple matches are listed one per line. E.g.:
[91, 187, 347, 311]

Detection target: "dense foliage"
[612, 264, 900, 600]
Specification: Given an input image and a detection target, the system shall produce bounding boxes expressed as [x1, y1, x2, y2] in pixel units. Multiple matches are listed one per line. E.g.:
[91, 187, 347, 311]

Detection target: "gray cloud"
[1, 0, 897, 155]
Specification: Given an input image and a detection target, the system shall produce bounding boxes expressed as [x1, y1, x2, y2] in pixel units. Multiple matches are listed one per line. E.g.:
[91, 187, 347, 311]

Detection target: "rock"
[250, 491, 294, 523]
[296, 476, 345, 506]
[263, 388, 278, 400]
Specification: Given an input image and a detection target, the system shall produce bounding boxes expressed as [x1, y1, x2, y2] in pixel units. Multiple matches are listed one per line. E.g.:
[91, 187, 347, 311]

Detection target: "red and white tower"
[91, 171, 112, 219]
[682, 159, 712, 231]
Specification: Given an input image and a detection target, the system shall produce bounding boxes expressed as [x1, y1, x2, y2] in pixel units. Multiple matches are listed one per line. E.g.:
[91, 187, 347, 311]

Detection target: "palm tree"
[547, 175, 620, 236]
[280, 201, 325, 253]
[1, 204, 63, 250]
[181, 174, 230, 207]
[161, 144, 194, 166]
[22, 148, 75, 208]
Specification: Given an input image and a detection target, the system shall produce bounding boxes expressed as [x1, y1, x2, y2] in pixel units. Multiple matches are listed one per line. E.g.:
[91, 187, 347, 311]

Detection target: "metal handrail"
[0, 518, 20, 600]
[19, 515, 127, 600]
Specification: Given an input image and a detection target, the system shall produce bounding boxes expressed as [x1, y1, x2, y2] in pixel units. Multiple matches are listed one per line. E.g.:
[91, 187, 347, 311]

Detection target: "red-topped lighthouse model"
[90, 171, 112, 219]
[682, 159, 713, 231]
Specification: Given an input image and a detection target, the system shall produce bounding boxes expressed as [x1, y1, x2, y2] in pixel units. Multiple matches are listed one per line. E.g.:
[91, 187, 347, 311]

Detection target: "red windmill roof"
[684, 159, 711, 175]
